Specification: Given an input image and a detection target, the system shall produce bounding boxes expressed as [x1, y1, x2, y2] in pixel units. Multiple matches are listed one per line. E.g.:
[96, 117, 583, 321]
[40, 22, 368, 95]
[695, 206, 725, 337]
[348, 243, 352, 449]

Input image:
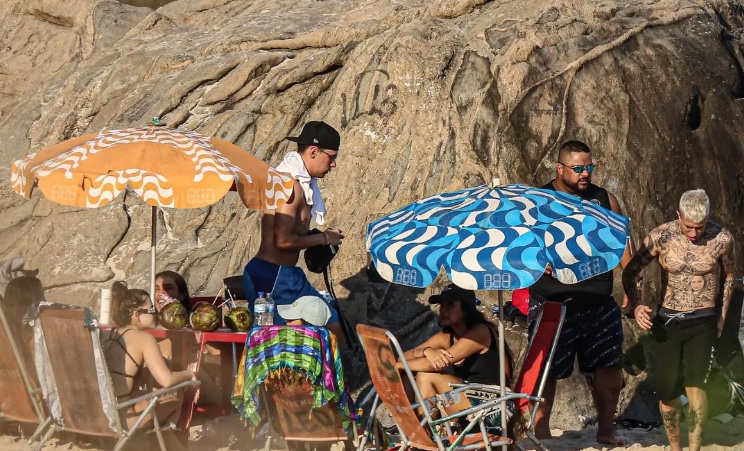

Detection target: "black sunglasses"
[319, 149, 338, 162]
[134, 307, 157, 315]
[559, 162, 594, 174]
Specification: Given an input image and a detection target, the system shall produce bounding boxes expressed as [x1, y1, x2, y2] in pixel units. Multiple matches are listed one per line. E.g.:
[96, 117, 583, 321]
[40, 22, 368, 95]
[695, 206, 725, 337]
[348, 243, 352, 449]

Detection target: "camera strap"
[322, 265, 360, 351]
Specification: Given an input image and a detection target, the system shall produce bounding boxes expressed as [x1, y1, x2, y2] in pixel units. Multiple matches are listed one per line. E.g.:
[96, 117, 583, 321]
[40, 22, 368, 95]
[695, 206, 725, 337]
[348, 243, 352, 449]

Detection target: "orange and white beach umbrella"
[11, 126, 295, 298]
[11, 126, 294, 210]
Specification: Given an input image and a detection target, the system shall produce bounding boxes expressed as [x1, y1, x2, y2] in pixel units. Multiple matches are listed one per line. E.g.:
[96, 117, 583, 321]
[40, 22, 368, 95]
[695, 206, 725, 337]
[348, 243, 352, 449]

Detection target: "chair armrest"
[447, 382, 508, 395]
[117, 380, 201, 410]
[431, 393, 543, 425]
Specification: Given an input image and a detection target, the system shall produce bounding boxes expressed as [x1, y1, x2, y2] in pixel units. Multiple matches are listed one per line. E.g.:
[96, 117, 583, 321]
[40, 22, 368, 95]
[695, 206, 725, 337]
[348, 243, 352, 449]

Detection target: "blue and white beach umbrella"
[366, 183, 630, 290]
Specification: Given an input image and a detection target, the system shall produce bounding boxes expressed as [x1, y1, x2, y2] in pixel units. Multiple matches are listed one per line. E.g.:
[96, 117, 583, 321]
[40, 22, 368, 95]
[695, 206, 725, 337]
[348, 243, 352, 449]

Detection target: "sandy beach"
[2, 411, 744, 451]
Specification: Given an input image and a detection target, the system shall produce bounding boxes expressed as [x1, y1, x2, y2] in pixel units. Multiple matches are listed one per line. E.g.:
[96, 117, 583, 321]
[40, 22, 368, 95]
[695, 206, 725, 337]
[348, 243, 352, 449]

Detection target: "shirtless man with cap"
[243, 121, 346, 343]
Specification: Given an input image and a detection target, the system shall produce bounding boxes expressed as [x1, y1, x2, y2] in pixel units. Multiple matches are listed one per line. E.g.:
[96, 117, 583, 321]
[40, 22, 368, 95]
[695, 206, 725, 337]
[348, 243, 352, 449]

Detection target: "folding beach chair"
[512, 301, 566, 451]
[261, 368, 355, 451]
[356, 324, 542, 451]
[32, 304, 200, 451]
[232, 325, 357, 451]
[0, 307, 50, 441]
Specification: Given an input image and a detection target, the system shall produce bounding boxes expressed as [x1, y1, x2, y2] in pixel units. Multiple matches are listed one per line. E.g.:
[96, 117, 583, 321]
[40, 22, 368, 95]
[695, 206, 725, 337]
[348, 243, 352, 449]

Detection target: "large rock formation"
[1, 0, 743, 429]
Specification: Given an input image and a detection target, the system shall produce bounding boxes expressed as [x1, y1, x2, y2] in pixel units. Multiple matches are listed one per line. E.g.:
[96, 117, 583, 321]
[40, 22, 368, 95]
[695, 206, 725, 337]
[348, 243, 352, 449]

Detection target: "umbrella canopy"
[366, 183, 630, 290]
[11, 126, 295, 298]
[11, 126, 294, 210]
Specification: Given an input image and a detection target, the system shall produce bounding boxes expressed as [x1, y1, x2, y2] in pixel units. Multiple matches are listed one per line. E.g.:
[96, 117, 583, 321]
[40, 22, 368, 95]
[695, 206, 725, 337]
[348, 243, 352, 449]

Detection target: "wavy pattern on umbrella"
[366, 183, 630, 290]
[11, 126, 296, 297]
[11, 127, 294, 210]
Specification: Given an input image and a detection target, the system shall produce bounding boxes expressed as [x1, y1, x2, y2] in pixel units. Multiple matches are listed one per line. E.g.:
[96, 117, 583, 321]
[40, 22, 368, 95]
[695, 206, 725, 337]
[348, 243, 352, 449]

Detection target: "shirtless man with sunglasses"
[528, 140, 634, 446]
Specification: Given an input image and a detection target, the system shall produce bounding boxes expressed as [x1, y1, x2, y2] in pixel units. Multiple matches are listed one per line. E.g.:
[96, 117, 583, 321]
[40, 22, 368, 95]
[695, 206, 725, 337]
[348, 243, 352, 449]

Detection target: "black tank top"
[450, 325, 509, 385]
[528, 181, 614, 305]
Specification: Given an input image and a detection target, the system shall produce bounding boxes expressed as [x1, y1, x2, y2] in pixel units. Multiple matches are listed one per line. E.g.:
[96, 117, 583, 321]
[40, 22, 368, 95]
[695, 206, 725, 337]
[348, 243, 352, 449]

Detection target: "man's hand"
[621, 294, 631, 309]
[324, 228, 345, 246]
[717, 316, 725, 338]
[634, 305, 653, 330]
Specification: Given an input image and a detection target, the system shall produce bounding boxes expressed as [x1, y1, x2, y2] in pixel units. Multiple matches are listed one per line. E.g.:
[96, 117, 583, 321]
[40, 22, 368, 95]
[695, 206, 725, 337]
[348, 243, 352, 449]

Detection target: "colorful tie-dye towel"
[231, 325, 353, 433]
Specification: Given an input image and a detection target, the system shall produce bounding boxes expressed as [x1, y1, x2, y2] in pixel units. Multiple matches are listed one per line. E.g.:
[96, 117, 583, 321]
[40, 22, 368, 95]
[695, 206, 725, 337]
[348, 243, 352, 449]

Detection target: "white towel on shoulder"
[276, 151, 326, 225]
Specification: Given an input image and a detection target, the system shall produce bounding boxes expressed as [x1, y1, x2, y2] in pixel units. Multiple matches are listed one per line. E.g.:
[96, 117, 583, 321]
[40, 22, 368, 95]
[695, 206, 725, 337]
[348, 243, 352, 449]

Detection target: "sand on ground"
[2, 412, 744, 451]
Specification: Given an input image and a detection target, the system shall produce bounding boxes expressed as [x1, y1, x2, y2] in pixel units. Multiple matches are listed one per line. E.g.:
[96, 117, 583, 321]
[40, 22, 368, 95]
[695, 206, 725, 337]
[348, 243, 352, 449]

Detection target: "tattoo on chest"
[653, 221, 726, 310]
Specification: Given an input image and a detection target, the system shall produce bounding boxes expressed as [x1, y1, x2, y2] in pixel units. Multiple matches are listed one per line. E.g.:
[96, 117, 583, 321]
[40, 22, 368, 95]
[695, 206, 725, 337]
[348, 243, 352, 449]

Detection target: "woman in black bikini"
[401, 284, 513, 418]
[102, 281, 197, 429]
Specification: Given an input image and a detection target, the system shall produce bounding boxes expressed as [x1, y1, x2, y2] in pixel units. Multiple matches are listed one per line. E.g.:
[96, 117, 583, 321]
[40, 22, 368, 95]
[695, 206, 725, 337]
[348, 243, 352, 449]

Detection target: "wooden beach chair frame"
[356, 324, 542, 451]
[260, 368, 356, 451]
[0, 306, 51, 442]
[32, 305, 200, 451]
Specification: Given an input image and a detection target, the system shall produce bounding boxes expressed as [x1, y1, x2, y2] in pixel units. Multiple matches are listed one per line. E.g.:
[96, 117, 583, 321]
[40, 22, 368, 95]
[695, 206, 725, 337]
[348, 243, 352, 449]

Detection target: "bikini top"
[102, 328, 144, 380]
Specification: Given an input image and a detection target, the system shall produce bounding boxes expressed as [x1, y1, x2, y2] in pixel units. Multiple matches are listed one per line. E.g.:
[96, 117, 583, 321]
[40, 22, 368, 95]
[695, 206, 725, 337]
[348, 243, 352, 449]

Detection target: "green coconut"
[189, 301, 221, 332]
[224, 306, 252, 332]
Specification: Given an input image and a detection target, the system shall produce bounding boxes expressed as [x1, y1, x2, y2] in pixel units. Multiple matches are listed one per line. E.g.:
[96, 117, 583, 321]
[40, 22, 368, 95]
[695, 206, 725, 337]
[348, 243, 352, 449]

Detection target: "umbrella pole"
[497, 291, 507, 449]
[150, 205, 157, 305]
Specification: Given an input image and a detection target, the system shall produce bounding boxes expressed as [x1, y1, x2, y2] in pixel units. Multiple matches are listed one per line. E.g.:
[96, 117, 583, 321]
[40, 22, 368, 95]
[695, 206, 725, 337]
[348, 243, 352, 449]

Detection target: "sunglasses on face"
[318, 149, 338, 162]
[559, 162, 595, 174]
[135, 307, 157, 315]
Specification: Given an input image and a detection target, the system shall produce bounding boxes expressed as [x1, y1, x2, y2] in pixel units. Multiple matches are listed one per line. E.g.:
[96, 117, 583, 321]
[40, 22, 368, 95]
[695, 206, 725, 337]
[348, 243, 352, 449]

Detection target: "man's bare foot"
[597, 433, 626, 447]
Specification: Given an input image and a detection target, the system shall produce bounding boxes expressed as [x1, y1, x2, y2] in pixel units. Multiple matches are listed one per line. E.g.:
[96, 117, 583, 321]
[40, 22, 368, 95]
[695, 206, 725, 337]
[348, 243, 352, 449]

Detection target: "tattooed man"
[622, 189, 736, 451]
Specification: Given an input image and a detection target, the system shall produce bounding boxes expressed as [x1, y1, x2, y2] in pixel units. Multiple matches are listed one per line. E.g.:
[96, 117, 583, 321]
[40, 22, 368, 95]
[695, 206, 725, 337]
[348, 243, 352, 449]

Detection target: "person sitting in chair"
[102, 281, 197, 431]
[401, 284, 513, 425]
[277, 295, 332, 327]
[2, 275, 45, 367]
[154, 270, 191, 313]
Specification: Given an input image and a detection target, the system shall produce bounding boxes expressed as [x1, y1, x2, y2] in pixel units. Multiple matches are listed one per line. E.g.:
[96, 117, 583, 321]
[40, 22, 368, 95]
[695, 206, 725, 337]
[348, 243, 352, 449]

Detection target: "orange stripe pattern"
[11, 127, 294, 210]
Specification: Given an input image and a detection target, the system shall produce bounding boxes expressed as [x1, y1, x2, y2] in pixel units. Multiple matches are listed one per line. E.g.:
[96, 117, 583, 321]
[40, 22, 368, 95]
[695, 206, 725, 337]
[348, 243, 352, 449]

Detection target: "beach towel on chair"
[231, 325, 352, 432]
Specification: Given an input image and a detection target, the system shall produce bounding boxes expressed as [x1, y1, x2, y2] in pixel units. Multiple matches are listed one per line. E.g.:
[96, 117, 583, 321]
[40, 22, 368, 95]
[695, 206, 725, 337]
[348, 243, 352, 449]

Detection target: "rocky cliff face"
[1, 0, 743, 429]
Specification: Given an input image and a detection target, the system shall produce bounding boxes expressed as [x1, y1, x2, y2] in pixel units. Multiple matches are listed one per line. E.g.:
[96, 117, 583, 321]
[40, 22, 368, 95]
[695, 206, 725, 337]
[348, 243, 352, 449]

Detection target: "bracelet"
[421, 346, 432, 358]
[323, 231, 330, 245]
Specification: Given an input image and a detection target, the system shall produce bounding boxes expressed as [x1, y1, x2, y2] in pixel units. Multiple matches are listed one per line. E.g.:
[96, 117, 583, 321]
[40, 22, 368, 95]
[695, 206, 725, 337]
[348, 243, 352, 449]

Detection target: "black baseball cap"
[286, 121, 340, 151]
[429, 284, 478, 306]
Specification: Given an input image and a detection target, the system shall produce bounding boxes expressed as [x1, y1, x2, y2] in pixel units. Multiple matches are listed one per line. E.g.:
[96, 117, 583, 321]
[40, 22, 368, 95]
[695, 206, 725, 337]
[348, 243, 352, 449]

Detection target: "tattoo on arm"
[720, 236, 736, 322]
[622, 238, 657, 306]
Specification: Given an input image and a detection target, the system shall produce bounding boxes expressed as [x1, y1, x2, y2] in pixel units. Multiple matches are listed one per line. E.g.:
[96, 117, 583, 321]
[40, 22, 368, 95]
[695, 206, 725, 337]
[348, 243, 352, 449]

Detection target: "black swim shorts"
[648, 308, 717, 402]
[529, 297, 623, 380]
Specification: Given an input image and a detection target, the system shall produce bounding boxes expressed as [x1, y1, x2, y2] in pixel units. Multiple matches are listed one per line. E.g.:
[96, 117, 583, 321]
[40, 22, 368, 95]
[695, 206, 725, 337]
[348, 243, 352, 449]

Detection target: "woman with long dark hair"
[154, 270, 190, 313]
[102, 281, 196, 431]
[1, 275, 44, 364]
[401, 284, 513, 417]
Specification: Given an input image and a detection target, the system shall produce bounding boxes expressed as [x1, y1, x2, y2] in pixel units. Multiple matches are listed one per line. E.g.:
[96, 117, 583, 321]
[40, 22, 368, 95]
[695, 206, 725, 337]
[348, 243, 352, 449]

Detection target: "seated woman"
[154, 270, 191, 313]
[102, 281, 197, 430]
[401, 284, 513, 419]
[2, 275, 45, 363]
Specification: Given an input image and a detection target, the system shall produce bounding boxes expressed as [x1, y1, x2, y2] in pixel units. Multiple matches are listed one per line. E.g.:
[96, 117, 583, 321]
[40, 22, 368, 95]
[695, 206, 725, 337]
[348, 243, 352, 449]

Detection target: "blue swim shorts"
[243, 257, 339, 325]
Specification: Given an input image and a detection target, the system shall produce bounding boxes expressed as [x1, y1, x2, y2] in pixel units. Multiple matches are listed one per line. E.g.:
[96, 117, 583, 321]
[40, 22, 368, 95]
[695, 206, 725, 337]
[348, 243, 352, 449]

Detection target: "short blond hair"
[678, 189, 710, 223]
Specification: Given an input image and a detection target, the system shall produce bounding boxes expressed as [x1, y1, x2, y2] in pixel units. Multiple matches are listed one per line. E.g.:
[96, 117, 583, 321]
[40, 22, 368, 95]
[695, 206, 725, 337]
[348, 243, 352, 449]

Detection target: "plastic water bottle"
[254, 292, 272, 326]
[265, 292, 275, 325]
